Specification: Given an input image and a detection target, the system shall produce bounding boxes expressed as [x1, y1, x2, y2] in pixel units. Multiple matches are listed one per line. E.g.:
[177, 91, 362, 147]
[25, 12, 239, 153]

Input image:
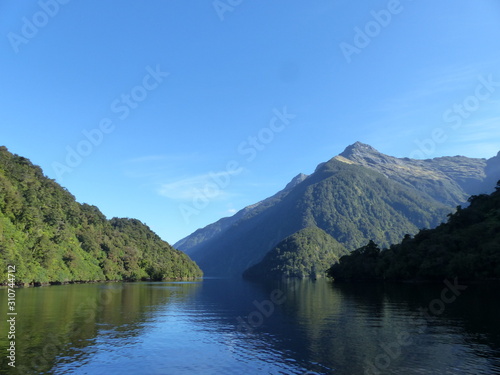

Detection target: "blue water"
[1, 278, 500, 374]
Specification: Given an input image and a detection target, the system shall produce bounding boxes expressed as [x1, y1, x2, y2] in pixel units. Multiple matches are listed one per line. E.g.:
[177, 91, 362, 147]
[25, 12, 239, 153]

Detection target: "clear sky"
[1, 0, 500, 244]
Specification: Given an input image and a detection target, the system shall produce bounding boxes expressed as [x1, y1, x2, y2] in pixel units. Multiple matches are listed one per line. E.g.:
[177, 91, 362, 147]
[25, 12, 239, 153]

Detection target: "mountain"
[174, 172, 308, 257]
[0, 146, 202, 285]
[336, 142, 489, 206]
[243, 226, 349, 279]
[176, 142, 499, 278]
[328, 182, 500, 281]
[484, 151, 500, 192]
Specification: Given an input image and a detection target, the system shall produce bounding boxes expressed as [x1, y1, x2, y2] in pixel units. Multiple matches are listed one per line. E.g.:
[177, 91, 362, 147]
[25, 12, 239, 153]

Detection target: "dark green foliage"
[328, 182, 500, 282]
[296, 159, 451, 250]
[177, 142, 498, 278]
[326, 240, 381, 281]
[243, 226, 349, 279]
[0, 146, 202, 284]
[181, 158, 452, 277]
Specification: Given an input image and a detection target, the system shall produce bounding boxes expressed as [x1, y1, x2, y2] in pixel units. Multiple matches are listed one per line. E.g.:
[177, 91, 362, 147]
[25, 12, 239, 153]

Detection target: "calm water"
[1, 278, 500, 375]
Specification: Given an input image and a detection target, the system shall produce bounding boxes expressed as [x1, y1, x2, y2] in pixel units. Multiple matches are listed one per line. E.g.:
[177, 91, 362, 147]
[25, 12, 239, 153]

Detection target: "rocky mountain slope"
[176, 142, 499, 277]
[335, 142, 491, 206]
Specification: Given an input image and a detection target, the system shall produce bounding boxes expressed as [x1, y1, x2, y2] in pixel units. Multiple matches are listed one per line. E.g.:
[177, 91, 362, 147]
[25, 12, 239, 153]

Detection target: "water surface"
[1, 279, 499, 374]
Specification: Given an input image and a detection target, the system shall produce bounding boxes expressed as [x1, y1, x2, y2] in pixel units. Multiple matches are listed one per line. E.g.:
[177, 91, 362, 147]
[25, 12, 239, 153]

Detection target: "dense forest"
[0, 147, 202, 285]
[178, 142, 499, 278]
[328, 181, 500, 282]
[179, 157, 454, 276]
[243, 226, 349, 279]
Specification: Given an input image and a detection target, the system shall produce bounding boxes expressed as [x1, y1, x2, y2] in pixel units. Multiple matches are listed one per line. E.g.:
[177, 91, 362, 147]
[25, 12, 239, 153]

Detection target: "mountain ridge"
[174, 172, 309, 255]
[176, 142, 499, 277]
[335, 141, 489, 205]
[0, 146, 202, 285]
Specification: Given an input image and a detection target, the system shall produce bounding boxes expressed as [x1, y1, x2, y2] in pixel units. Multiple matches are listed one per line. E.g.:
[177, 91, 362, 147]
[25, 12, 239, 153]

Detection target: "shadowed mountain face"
[484, 151, 500, 192]
[174, 173, 308, 254]
[175, 142, 499, 278]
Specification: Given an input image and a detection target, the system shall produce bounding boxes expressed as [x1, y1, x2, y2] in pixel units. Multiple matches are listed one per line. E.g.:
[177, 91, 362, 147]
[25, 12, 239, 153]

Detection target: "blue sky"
[1, 0, 500, 244]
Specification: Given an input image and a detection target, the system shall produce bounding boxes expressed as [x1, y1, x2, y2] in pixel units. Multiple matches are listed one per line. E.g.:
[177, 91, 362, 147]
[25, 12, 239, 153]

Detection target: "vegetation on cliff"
[243, 226, 349, 279]
[0, 147, 202, 285]
[328, 182, 500, 282]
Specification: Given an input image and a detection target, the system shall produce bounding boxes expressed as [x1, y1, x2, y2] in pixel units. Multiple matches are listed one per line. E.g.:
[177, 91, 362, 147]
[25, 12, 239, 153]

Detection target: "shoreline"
[0, 277, 204, 288]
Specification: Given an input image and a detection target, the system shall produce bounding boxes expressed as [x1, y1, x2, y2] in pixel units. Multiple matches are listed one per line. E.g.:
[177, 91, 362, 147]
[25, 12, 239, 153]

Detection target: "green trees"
[327, 240, 381, 281]
[243, 226, 349, 279]
[0, 146, 202, 285]
[179, 157, 453, 277]
[328, 182, 500, 282]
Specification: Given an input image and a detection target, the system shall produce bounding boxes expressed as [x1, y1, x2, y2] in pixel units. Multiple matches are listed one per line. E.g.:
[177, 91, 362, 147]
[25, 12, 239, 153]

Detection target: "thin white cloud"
[440, 116, 500, 158]
[455, 116, 500, 142]
[126, 155, 169, 163]
[363, 61, 500, 156]
[464, 116, 500, 129]
[375, 61, 500, 114]
[122, 153, 205, 179]
[124, 152, 202, 165]
[157, 170, 242, 201]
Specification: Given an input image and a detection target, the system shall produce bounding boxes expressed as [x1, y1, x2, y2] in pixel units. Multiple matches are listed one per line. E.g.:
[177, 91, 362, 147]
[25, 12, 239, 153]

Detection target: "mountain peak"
[284, 173, 308, 191]
[340, 142, 380, 158]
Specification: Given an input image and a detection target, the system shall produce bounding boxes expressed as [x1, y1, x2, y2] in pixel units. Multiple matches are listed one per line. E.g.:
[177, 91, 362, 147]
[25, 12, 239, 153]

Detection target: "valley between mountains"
[1, 142, 499, 284]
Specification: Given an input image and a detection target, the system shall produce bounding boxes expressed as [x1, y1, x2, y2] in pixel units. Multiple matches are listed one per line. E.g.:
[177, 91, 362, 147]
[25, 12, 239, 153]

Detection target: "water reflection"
[237, 279, 500, 374]
[1, 279, 499, 374]
[0, 282, 201, 374]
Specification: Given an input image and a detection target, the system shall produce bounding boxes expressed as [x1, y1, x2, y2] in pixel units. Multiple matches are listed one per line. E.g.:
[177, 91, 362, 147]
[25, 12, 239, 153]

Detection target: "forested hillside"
[177, 142, 498, 277]
[0, 147, 202, 285]
[243, 226, 349, 279]
[328, 182, 500, 282]
[179, 156, 453, 276]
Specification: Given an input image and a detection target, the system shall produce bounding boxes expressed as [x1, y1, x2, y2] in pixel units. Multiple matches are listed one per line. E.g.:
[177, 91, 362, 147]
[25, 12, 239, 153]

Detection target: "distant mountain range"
[175, 142, 500, 277]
